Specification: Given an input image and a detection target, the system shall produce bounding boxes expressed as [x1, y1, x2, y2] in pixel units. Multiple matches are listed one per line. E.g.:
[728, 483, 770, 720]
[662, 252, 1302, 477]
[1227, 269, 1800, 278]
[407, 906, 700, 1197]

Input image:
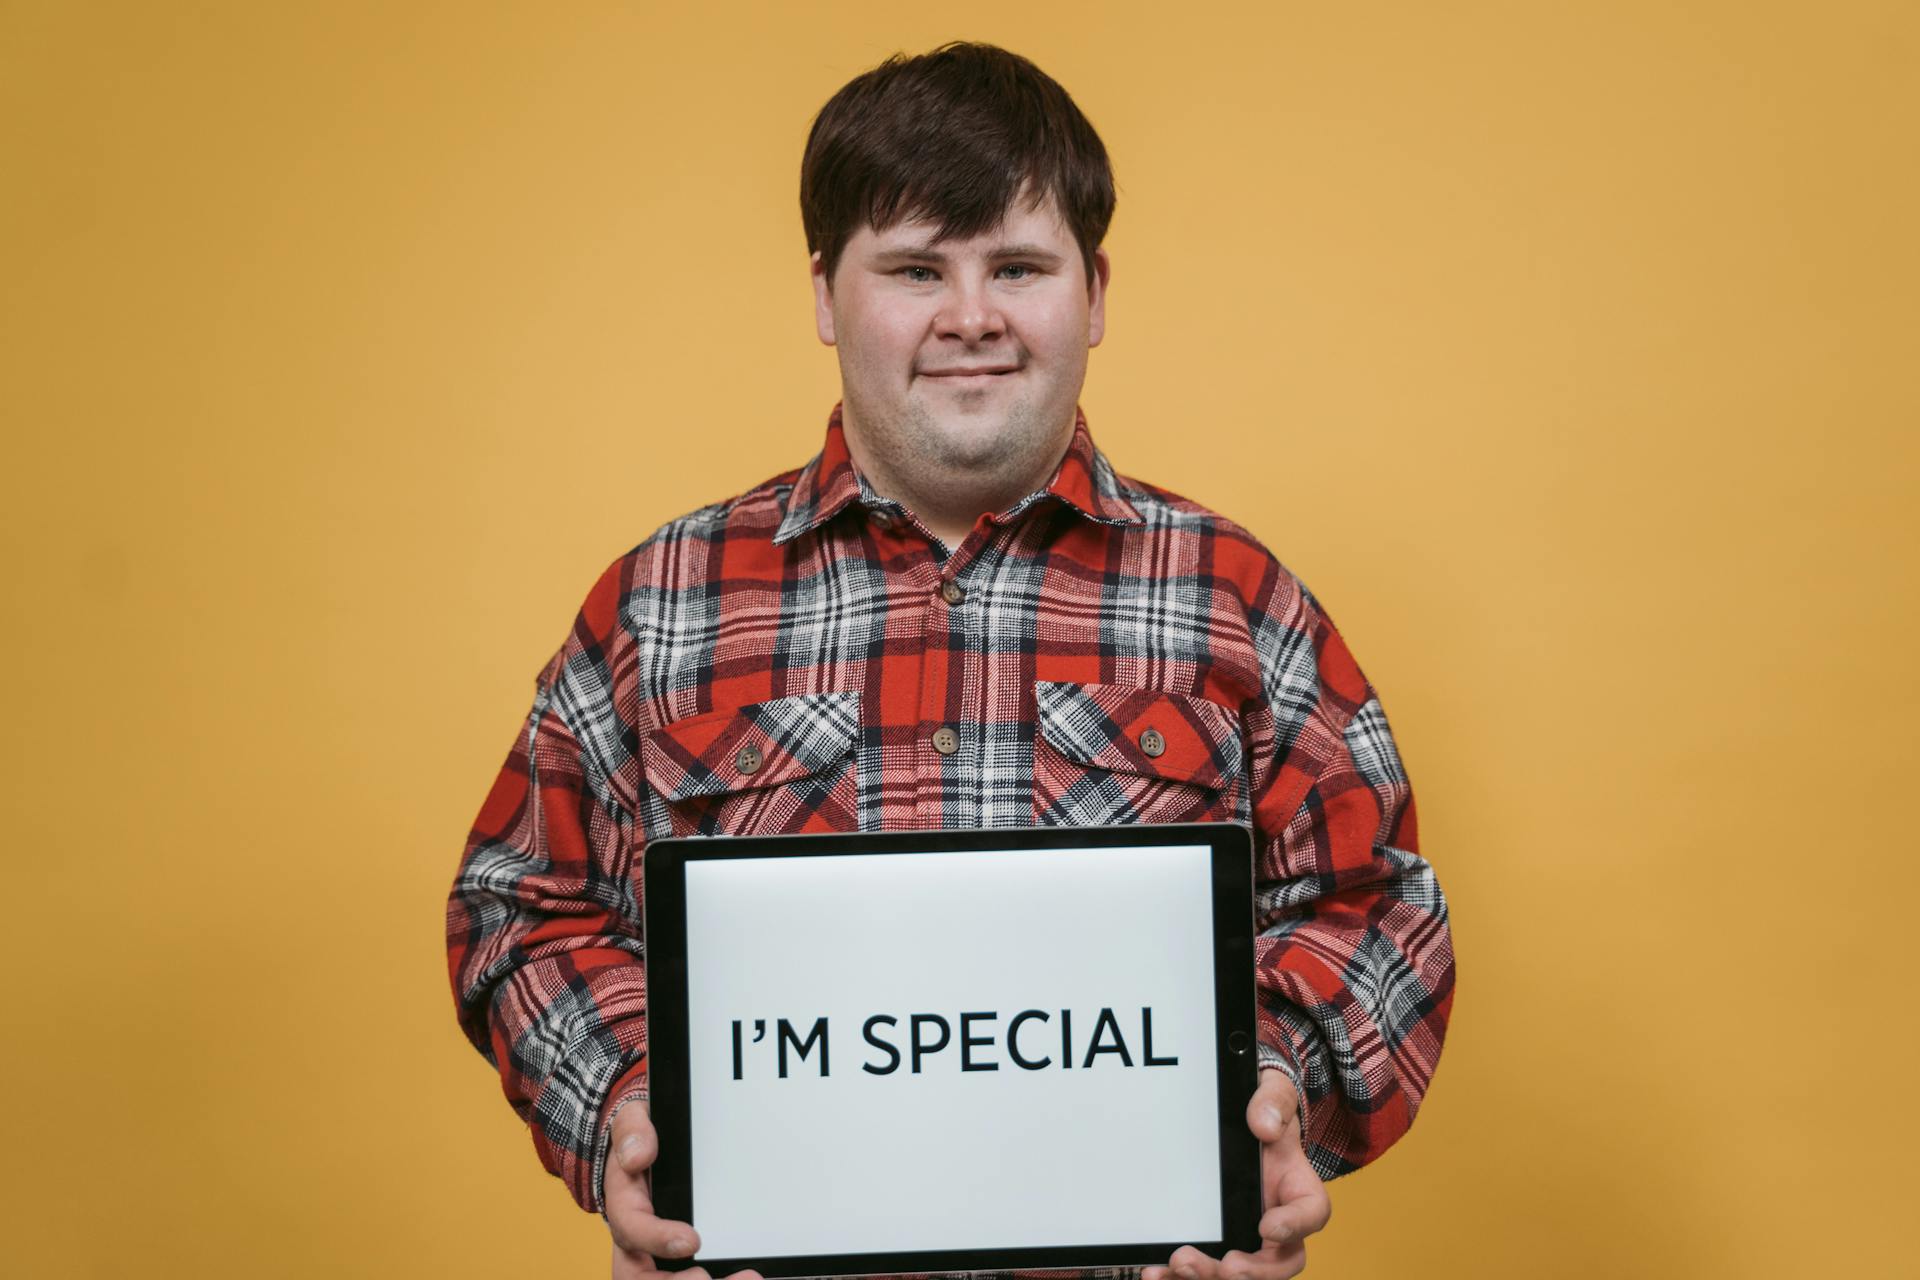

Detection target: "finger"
[724, 1272, 764, 1280]
[1259, 1174, 1334, 1243]
[607, 1170, 656, 1221]
[1143, 1268, 1169, 1280]
[1246, 1073, 1297, 1145]
[1218, 1244, 1307, 1280]
[1169, 1244, 1224, 1280]
[1217, 1248, 1273, 1280]
[607, 1206, 701, 1260]
[603, 1139, 701, 1260]
[605, 1147, 656, 1208]
[1265, 1155, 1332, 1236]
[1258, 1199, 1323, 1249]
[614, 1116, 659, 1177]
[610, 1249, 677, 1280]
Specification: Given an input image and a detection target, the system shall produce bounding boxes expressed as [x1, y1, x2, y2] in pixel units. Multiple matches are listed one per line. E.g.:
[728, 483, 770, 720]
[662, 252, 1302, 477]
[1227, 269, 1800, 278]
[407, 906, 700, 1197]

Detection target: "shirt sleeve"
[444, 564, 651, 1215]
[1243, 566, 1456, 1178]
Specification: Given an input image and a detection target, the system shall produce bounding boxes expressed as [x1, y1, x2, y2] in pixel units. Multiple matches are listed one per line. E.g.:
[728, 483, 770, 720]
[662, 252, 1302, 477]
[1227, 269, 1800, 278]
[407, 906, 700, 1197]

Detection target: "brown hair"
[800, 42, 1115, 286]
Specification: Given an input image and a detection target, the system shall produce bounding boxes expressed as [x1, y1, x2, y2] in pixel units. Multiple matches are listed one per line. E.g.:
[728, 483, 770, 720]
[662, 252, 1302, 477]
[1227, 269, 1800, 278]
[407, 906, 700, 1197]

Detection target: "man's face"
[812, 192, 1109, 507]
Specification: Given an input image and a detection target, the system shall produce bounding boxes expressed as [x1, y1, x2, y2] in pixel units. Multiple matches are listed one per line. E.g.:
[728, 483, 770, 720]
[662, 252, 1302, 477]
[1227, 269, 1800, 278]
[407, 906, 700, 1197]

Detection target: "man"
[447, 41, 1453, 1280]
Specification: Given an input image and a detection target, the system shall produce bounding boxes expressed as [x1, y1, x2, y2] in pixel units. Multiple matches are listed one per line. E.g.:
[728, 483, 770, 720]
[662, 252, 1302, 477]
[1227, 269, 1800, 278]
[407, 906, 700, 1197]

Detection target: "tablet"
[641, 822, 1261, 1278]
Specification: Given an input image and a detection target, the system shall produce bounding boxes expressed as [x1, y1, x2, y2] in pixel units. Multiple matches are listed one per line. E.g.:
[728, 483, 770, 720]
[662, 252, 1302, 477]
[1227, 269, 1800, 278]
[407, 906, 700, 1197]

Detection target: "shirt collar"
[773, 404, 1143, 546]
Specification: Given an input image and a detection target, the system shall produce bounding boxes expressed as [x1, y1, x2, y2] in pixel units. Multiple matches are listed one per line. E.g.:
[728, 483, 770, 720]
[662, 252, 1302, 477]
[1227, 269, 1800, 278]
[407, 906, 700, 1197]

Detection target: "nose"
[933, 275, 1006, 345]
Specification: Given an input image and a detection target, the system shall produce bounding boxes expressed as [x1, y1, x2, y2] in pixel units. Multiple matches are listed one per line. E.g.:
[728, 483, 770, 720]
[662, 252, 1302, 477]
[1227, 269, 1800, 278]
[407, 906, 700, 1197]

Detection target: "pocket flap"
[1035, 681, 1242, 789]
[641, 690, 861, 801]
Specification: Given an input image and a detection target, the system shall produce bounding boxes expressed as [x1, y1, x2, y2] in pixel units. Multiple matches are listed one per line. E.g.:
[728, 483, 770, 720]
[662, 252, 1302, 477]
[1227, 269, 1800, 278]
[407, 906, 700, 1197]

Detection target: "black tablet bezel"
[641, 822, 1261, 1279]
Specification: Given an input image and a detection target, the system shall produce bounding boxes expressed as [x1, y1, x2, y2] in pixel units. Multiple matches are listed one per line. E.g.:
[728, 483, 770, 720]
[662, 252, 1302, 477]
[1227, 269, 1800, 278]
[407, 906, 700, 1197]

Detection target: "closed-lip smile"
[919, 365, 1020, 377]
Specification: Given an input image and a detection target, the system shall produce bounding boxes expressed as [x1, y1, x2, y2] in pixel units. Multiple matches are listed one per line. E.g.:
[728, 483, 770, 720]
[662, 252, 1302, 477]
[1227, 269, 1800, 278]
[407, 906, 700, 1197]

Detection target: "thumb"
[1247, 1068, 1297, 1145]
[612, 1105, 657, 1176]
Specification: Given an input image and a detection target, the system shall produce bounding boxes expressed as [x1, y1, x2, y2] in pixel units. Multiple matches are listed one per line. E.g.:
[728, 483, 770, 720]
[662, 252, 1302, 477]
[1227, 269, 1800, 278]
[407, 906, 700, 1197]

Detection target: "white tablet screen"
[681, 842, 1222, 1259]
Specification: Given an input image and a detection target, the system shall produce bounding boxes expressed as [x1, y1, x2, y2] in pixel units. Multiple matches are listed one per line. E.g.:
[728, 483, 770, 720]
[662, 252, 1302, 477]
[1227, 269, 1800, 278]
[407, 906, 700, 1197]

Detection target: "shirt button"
[931, 726, 960, 755]
[735, 743, 764, 774]
[871, 510, 895, 531]
[940, 580, 966, 606]
[1139, 727, 1166, 758]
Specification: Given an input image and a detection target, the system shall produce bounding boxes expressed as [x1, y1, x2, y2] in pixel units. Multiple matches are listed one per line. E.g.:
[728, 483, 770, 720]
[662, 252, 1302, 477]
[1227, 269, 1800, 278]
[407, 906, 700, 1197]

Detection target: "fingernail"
[619, 1134, 641, 1157]
[673, 1234, 696, 1254]
[1262, 1105, 1285, 1130]
[1177, 1267, 1198, 1279]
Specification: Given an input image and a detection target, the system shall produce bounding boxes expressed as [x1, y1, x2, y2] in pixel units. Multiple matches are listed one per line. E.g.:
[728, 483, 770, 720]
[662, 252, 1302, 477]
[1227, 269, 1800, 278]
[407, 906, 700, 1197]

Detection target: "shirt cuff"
[591, 1056, 651, 1217]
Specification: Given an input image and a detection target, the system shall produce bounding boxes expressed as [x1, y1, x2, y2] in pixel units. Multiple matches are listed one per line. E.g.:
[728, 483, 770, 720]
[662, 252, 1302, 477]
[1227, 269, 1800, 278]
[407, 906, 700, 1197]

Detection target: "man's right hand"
[605, 1101, 762, 1280]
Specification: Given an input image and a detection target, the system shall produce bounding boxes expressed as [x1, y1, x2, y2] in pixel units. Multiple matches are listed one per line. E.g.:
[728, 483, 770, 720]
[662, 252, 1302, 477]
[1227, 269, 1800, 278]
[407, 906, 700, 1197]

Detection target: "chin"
[927, 426, 1015, 471]
[888, 393, 1065, 475]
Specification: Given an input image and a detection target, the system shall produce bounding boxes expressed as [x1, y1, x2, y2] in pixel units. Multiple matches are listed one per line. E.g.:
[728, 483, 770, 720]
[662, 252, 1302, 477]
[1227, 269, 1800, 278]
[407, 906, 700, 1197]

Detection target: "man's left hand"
[1142, 1067, 1331, 1280]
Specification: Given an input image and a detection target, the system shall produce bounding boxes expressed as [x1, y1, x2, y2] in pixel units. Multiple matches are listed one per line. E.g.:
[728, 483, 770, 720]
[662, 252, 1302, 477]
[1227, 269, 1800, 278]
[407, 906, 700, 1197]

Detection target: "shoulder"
[593, 463, 809, 591]
[540, 462, 807, 665]
[1111, 468, 1371, 711]
[1109, 469, 1320, 624]
[533, 462, 810, 731]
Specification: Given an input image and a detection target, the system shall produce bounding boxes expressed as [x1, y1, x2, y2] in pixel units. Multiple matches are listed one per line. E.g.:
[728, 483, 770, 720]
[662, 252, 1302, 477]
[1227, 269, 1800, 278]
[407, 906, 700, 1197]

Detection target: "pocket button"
[1139, 727, 1166, 758]
[735, 743, 764, 775]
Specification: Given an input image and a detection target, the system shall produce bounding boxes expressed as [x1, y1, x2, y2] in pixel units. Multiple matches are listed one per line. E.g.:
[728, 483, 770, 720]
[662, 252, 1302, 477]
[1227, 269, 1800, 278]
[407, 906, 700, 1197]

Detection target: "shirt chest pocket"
[1033, 681, 1247, 827]
[639, 690, 862, 839]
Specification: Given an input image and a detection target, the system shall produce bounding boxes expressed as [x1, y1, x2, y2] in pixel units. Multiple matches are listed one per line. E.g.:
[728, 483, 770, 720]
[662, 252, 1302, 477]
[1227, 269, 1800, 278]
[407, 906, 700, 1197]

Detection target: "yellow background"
[4, 1, 1914, 1275]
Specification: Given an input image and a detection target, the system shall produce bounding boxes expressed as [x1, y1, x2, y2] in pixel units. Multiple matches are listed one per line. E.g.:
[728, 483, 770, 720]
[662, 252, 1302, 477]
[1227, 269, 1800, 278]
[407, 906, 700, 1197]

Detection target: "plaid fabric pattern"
[446, 405, 1455, 1226]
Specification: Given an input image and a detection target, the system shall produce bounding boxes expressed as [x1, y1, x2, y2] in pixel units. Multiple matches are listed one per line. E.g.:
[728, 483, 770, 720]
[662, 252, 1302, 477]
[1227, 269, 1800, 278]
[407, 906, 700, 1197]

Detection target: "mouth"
[917, 366, 1021, 384]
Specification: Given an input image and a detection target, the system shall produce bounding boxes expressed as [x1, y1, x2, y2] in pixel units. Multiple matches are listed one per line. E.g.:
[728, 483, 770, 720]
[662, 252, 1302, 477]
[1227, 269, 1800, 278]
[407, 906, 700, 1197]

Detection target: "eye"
[998, 263, 1035, 280]
[900, 265, 937, 283]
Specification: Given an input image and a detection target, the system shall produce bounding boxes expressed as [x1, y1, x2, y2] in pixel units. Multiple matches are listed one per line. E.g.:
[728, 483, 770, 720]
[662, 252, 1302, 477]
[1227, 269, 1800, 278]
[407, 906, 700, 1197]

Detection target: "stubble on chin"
[841, 374, 1078, 523]
[899, 394, 1049, 479]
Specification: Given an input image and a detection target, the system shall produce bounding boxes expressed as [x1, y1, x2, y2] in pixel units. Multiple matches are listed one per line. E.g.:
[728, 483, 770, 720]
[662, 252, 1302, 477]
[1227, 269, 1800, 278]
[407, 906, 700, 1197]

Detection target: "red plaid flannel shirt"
[446, 406, 1454, 1220]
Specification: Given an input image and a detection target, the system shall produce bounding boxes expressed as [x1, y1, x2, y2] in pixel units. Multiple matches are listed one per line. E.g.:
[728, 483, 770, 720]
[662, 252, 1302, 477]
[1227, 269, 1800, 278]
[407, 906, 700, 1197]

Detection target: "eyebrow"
[872, 242, 1067, 264]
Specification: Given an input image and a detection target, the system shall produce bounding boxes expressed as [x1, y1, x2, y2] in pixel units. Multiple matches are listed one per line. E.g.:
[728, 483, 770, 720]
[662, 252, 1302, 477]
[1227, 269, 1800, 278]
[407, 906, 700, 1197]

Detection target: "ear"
[811, 251, 836, 346]
[1087, 247, 1111, 349]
